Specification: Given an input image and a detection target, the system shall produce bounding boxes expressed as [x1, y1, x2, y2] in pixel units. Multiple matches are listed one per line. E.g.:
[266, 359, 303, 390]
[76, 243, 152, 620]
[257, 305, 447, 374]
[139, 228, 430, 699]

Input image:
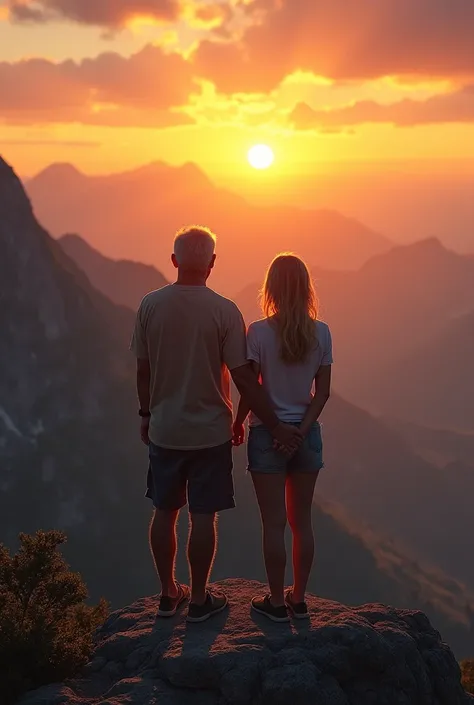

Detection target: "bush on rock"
[0, 530, 107, 705]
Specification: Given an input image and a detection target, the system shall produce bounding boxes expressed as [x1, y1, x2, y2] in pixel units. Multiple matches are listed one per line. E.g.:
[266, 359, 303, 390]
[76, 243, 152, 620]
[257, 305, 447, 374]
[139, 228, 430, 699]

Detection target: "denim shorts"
[248, 422, 324, 474]
[146, 440, 235, 514]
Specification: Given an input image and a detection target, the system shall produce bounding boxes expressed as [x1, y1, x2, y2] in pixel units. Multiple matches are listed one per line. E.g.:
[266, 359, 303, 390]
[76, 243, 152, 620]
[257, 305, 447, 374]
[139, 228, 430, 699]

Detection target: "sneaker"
[186, 590, 228, 623]
[285, 589, 310, 619]
[157, 583, 190, 617]
[251, 595, 290, 622]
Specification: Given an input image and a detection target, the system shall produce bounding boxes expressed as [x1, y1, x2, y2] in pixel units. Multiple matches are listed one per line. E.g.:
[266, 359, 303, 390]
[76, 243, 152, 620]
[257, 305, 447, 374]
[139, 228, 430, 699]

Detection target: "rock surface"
[18, 579, 473, 705]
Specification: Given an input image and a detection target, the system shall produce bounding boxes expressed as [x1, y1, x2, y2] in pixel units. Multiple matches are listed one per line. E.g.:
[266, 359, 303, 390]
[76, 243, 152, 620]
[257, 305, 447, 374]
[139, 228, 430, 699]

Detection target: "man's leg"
[149, 508, 179, 598]
[147, 442, 188, 600]
[185, 442, 234, 617]
[187, 512, 217, 605]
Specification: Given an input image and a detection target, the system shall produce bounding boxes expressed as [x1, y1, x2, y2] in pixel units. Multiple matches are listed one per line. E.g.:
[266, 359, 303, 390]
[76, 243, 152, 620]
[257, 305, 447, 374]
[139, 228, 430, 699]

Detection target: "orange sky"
[2, 0, 474, 180]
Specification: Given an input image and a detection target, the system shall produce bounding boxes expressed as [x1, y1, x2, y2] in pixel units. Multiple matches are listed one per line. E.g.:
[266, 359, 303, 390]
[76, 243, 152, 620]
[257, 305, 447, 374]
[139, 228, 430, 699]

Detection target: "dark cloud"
[193, 0, 474, 92]
[8, 0, 179, 27]
[0, 45, 195, 127]
[290, 86, 474, 130]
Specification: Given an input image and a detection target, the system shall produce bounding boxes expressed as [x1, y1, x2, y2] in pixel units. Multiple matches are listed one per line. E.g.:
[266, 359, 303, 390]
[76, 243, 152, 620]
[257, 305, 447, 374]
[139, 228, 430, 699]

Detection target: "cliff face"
[0, 157, 150, 605]
[17, 579, 474, 705]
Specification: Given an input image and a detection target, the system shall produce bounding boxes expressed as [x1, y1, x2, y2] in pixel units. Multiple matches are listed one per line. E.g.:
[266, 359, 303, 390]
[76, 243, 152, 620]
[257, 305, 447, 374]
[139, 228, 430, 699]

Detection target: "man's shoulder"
[139, 285, 173, 309]
[207, 288, 242, 316]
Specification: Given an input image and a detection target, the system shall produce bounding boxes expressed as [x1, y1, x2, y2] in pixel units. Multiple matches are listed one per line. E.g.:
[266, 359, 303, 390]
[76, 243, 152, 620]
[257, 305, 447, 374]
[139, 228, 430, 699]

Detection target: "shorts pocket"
[308, 424, 323, 453]
[248, 428, 274, 454]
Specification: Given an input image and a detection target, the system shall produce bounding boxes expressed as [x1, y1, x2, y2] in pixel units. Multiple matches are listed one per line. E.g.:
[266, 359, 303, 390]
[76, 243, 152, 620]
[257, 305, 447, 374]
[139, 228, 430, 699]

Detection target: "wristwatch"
[138, 409, 151, 418]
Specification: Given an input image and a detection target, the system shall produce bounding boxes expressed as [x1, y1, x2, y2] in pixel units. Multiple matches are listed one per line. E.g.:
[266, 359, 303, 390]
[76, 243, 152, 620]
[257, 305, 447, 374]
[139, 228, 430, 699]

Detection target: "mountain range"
[2, 155, 474, 658]
[25, 161, 392, 295]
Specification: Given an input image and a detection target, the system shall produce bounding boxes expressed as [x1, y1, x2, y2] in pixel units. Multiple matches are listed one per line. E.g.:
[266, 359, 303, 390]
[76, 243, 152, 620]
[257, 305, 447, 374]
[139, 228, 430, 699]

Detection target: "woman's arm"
[300, 365, 331, 437]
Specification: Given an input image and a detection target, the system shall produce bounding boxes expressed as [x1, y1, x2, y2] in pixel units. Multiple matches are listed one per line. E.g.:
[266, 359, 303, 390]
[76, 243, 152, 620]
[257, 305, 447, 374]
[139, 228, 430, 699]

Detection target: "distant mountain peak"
[37, 162, 84, 178]
[408, 236, 445, 251]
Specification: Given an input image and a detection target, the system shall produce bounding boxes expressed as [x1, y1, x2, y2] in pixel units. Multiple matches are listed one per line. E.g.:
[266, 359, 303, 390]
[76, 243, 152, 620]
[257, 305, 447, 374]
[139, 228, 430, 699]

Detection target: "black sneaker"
[251, 595, 290, 622]
[157, 583, 190, 617]
[186, 590, 228, 623]
[285, 589, 310, 619]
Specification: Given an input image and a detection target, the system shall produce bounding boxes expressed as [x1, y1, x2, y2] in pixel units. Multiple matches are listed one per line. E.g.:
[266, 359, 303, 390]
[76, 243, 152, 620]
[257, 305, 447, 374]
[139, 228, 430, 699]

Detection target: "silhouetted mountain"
[2, 156, 473, 657]
[26, 161, 392, 294]
[368, 311, 474, 430]
[59, 234, 168, 310]
[319, 396, 474, 591]
[383, 418, 474, 469]
[0, 157, 151, 607]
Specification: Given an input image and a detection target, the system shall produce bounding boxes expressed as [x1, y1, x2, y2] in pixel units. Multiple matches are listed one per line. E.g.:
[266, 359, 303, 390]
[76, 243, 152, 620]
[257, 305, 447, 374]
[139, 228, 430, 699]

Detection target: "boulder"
[18, 579, 473, 705]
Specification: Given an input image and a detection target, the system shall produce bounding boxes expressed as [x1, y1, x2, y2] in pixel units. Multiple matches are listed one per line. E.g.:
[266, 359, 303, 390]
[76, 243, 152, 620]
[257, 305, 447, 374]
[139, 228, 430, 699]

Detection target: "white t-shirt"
[246, 318, 333, 427]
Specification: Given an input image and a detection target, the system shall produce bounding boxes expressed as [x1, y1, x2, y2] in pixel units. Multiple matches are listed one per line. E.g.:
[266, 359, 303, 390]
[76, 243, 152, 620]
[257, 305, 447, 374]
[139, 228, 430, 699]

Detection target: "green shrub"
[461, 659, 474, 695]
[0, 530, 107, 705]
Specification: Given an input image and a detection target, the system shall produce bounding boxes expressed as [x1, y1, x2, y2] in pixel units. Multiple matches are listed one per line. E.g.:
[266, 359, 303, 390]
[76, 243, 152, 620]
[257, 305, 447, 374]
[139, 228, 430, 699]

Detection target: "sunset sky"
[2, 0, 474, 181]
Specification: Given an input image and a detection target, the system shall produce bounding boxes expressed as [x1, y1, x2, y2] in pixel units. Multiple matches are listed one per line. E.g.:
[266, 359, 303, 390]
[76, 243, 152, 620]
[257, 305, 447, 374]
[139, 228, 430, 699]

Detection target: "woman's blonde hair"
[261, 253, 318, 364]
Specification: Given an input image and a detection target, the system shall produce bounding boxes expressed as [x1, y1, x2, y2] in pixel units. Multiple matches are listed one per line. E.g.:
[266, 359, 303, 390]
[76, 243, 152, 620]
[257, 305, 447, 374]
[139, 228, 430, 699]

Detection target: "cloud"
[192, 0, 474, 92]
[290, 86, 474, 130]
[0, 45, 195, 127]
[8, 0, 179, 28]
[1, 139, 101, 146]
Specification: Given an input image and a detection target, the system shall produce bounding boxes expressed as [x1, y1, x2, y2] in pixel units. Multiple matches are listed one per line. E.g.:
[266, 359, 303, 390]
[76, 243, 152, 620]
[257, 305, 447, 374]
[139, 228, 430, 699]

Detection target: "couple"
[130, 225, 332, 623]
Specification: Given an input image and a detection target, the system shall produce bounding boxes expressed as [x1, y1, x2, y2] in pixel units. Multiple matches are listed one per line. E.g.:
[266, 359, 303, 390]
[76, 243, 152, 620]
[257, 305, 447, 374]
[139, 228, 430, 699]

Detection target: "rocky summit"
[18, 579, 473, 705]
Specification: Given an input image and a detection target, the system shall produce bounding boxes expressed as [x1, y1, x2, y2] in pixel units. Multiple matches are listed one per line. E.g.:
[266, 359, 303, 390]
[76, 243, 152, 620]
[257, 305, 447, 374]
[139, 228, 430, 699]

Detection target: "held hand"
[140, 417, 150, 446]
[273, 439, 297, 458]
[232, 421, 246, 446]
[272, 422, 303, 453]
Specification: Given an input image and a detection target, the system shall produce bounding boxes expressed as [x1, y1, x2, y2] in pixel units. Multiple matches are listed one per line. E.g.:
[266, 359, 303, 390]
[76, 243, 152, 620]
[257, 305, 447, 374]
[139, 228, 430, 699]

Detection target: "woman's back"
[247, 317, 332, 426]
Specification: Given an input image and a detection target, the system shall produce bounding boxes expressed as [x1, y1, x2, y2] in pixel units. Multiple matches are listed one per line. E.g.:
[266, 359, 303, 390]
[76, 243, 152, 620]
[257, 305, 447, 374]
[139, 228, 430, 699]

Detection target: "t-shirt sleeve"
[130, 301, 149, 359]
[246, 323, 260, 364]
[222, 303, 248, 371]
[321, 325, 333, 365]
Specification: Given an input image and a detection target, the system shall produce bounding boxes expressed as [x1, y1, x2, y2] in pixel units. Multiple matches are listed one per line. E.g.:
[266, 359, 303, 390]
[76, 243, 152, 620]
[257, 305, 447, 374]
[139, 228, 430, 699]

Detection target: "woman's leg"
[286, 472, 319, 603]
[251, 472, 287, 606]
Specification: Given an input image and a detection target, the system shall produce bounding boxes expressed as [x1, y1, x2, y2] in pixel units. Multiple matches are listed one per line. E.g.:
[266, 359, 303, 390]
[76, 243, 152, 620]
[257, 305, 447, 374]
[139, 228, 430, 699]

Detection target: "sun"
[247, 144, 274, 170]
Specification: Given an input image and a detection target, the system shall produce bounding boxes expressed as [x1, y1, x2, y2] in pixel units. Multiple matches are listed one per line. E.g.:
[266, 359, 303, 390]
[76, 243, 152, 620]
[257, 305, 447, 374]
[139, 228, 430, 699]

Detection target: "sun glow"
[248, 144, 274, 170]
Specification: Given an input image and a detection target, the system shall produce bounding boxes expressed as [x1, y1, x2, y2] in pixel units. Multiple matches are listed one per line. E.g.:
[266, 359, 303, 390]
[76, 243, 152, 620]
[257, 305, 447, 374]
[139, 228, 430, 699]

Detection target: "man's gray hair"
[174, 225, 217, 270]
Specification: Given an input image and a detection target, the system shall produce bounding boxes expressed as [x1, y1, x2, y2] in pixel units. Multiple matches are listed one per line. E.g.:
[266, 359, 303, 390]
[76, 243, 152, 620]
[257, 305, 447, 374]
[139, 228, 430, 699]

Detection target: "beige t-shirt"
[130, 284, 247, 450]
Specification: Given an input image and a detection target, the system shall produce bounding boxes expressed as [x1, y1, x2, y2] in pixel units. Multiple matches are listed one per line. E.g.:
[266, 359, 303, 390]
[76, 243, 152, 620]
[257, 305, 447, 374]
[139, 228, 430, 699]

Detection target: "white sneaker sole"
[286, 605, 310, 619]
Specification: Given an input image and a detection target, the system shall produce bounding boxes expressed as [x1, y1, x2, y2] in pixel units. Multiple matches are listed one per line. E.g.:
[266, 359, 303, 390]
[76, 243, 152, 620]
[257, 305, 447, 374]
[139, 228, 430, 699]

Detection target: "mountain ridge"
[26, 159, 393, 294]
[59, 233, 169, 310]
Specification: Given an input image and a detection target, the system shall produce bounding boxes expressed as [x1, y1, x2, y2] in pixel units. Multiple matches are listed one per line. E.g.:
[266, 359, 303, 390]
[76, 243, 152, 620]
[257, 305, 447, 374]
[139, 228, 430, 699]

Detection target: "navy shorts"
[248, 422, 324, 474]
[146, 440, 235, 514]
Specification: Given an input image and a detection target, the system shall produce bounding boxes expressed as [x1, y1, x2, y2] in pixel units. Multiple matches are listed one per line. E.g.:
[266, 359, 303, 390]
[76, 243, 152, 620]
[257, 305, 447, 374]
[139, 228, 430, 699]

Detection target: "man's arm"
[136, 358, 151, 445]
[130, 299, 152, 444]
[231, 364, 303, 450]
[234, 361, 260, 426]
[137, 358, 151, 412]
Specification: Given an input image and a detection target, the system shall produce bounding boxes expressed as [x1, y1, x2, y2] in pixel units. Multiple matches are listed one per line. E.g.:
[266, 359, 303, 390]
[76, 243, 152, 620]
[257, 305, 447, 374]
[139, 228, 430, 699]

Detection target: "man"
[130, 225, 302, 623]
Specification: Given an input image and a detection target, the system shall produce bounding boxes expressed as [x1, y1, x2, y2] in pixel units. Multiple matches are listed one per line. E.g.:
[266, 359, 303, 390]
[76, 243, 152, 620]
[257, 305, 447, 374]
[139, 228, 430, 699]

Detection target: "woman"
[233, 253, 332, 622]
